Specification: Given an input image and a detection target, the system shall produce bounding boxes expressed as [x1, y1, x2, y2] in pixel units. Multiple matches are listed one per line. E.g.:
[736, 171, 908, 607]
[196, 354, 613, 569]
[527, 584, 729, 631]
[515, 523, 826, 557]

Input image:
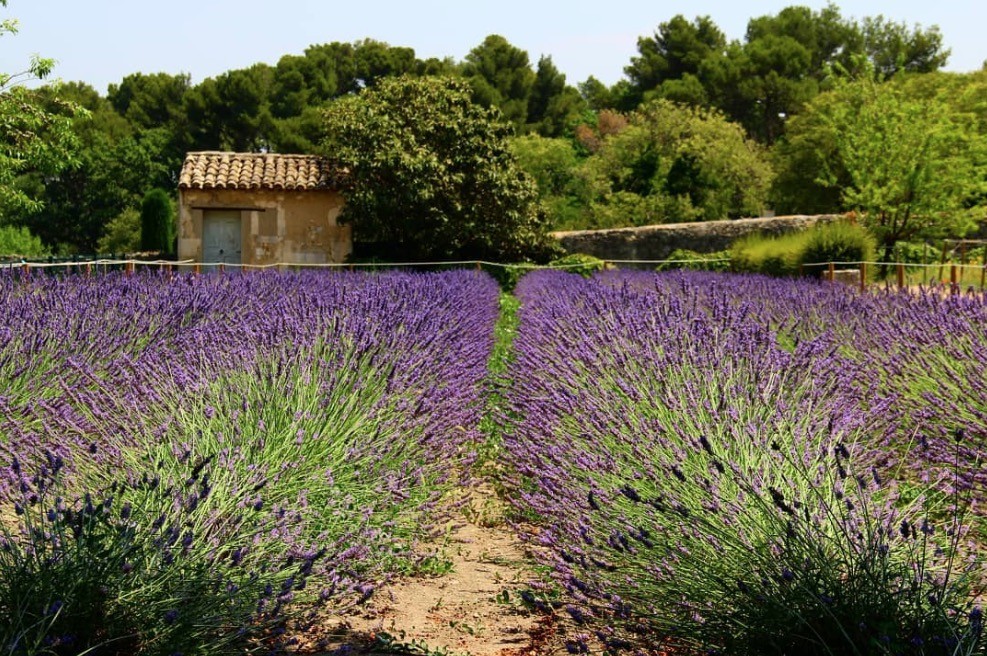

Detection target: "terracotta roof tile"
[178, 151, 343, 191]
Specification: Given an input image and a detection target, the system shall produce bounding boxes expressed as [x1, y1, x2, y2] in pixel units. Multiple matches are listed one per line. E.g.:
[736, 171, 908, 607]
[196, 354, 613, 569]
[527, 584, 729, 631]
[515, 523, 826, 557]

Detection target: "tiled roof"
[178, 151, 342, 191]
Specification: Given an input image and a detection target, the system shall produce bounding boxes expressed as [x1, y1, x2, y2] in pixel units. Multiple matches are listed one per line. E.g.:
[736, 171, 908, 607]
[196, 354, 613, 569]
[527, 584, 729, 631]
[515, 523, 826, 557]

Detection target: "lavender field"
[1, 268, 985, 655]
[0, 269, 499, 654]
[502, 270, 986, 654]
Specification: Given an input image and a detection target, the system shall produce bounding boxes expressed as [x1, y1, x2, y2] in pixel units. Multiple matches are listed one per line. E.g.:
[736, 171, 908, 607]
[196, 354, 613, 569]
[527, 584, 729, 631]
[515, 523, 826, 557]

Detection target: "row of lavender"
[501, 270, 985, 655]
[0, 270, 499, 654]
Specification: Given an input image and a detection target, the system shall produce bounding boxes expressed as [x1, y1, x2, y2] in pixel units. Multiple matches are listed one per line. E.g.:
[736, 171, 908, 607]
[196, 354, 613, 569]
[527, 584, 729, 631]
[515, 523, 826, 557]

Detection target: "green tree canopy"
[803, 71, 983, 257]
[624, 15, 727, 108]
[579, 100, 772, 227]
[621, 5, 951, 144]
[1, 0, 84, 219]
[321, 76, 553, 261]
[461, 35, 536, 130]
[526, 55, 584, 137]
[140, 188, 174, 253]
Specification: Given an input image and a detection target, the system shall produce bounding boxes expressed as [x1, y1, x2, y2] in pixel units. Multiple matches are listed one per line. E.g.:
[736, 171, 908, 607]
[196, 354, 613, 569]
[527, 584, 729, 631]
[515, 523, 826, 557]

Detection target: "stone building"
[177, 151, 351, 267]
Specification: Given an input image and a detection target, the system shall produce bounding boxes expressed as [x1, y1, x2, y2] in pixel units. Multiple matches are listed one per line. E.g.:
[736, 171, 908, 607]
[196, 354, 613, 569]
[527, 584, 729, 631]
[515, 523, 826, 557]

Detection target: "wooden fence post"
[859, 262, 867, 292]
[827, 262, 835, 282]
[896, 263, 905, 290]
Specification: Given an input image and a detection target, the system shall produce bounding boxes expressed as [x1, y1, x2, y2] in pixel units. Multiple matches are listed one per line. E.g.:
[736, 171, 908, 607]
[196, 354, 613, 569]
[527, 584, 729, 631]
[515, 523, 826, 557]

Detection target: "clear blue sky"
[5, 0, 985, 94]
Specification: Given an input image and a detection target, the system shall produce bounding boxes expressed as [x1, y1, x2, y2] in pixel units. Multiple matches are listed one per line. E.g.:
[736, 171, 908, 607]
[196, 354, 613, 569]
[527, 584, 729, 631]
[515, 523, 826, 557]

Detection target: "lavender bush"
[501, 270, 985, 654]
[0, 269, 499, 653]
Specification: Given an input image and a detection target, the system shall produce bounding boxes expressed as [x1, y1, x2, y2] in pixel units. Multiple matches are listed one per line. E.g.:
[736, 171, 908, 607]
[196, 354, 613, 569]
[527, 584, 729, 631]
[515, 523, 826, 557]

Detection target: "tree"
[819, 73, 982, 258]
[0, 0, 84, 218]
[861, 16, 949, 77]
[11, 83, 174, 252]
[578, 76, 617, 111]
[140, 188, 174, 253]
[461, 35, 536, 130]
[321, 76, 553, 261]
[97, 207, 140, 254]
[580, 99, 772, 227]
[184, 64, 275, 151]
[107, 72, 190, 132]
[768, 90, 847, 216]
[0, 224, 47, 256]
[526, 56, 584, 137]
[510, 134, 590, 230]
[625, 14, 727, 108]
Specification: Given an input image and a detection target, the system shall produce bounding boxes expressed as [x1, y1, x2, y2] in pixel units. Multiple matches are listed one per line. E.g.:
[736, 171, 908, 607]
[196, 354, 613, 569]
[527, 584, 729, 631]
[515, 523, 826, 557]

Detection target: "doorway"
[202, 210, 242, 267]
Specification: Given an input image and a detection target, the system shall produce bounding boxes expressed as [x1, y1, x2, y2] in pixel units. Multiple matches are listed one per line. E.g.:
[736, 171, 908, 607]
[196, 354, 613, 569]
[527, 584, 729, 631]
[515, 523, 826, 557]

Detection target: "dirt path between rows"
[298, 483, 571, 656]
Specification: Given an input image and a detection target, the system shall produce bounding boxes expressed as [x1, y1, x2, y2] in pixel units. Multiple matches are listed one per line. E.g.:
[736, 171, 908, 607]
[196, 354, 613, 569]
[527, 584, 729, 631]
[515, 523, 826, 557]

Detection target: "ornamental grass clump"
[500, 269, 985, 654]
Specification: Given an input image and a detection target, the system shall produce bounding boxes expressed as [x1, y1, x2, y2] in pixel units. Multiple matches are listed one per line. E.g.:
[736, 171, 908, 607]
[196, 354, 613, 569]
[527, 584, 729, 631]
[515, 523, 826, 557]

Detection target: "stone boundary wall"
[551, 214, 846, 261]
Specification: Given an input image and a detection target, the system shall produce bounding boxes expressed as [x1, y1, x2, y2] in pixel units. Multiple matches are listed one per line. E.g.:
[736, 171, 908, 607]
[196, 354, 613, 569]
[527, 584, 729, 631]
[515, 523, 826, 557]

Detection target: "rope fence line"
[3, 257, 986, 292]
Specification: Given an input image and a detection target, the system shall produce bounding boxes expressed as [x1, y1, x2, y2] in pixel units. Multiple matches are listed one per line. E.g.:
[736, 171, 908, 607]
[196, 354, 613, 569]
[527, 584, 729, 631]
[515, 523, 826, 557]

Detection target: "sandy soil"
[294, 483, 574, 656]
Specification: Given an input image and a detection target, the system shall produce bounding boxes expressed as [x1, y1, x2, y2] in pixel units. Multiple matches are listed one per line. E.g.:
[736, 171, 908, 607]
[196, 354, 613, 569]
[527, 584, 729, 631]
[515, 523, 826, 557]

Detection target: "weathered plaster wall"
[551, 214, 846, 261]
[178, 188, 351, 265]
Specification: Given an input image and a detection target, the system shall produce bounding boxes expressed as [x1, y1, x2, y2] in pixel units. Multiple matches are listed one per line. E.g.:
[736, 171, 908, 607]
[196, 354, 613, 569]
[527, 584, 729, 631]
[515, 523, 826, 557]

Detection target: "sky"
[4, 0, 986, 95]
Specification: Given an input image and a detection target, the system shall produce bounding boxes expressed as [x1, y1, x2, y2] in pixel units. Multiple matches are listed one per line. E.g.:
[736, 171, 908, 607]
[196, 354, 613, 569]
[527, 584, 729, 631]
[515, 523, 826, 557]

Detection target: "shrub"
[0, 454, 315, 655]
[731, 222, 878, 278]
[799, 221, 876, 277]
[549, 253, 607, 277]
[893, 241, 936, 265]
[0, 225, 48, 258]
[139, 189, 175, 254]
[98, 208, 141, 255]
[656, 248, 731, 272]
[730, 231, 806, 277]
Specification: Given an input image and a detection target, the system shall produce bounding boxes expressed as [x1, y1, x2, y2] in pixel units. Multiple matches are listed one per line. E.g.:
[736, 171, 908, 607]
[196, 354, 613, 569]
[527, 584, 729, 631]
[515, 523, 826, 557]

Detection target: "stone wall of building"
[551, 214, 846, 261]
[178, 188, 351, 266]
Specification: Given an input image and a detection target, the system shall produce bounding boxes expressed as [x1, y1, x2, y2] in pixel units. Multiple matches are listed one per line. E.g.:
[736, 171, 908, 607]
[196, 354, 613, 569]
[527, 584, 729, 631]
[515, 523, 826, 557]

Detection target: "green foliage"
[526, 56, 584, 137]
[655, 247, 731, 272]
[820, 72, 983, 258]
[731, 231, 806, 277]
[480, 263, 529, 292]
[861, 15, 950, 77]
[0, 224, 47, 257]
[139, 189, 175, 254]
[800, 220, 876, 275]
[98, 207, 141, 254]
[772, 69, 987, 239]
[731, 221, 877, 277]
[0, 459, 312, 655]
[1, 3, 85, 218]
[184, 64, 276, 152]
[623, 7, 950, 144]
[322, 76, 554, 262]
[891, 241, 936, 265]
[548, 253, 607, 276]
[624, 15, 727, 109]
[462, 35, 536, 131]
[581, 100, 771, 227]
[509, 134, 592, 230]
[6, 84, 175, 253]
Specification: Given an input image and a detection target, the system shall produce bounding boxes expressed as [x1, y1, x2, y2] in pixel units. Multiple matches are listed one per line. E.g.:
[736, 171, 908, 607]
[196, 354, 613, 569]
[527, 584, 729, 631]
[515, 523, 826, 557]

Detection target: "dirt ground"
[293, 483, 577, 656]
